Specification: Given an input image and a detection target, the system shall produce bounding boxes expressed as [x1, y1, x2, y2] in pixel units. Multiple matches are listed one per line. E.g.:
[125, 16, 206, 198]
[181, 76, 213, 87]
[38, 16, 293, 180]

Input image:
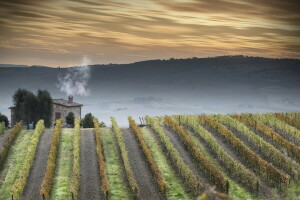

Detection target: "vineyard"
[0, 112, 299, 200]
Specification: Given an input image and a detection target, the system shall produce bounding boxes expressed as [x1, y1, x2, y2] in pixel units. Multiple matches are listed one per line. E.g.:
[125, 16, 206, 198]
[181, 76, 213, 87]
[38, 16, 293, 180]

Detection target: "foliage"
[93, 117, 110, 198]
[164, 116, 229, 193]
[275, 113, 300, 129]
[0, 121, 23, 170]
[65, 112, 75, 127]
[0, 122, 4, 135]
[100, 121, 106, 127]
[140, 126, 192, 199]
[111, 117, 139, 197]
[220, 114, 300, 176]
[233, 114, 300, 163]
[69, 119, 81, 200]
[0, 130, 34, 200]
[0, 113, 9, 127]
[82, 113, 94, 128]
[37, 90, 53, 128]
[128, 116, 167, 194]
[13, 89, 53, 128]
[201, 115, 289, 188]
[146, 116, 201, 195]
[178, 115, 259, 193]
[12, 120, 45, 199]
[252, 113, 300, 141]
[40, 119, 63, 200]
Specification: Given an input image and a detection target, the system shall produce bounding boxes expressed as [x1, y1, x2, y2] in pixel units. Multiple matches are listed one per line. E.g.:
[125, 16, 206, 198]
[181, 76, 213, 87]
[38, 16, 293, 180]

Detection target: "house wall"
[51, 104, 81, 125]
[10, 107, 16, 127]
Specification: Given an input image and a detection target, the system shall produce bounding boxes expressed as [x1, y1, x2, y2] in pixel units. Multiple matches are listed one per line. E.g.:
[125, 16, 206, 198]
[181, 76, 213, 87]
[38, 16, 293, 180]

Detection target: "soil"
[79, 129, 102, 200]
[163, 127, 210, 188]
[201, 124, 282, 200]
[21, 129, 53, 200]
[268, 125, 300, 146]
[121, 128, 163, 200]
[0, 131, 10, 148]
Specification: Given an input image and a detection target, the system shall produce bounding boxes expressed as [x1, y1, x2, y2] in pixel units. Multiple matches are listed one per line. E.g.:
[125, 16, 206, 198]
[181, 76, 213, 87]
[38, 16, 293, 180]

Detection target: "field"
[0, 113, 299, 200]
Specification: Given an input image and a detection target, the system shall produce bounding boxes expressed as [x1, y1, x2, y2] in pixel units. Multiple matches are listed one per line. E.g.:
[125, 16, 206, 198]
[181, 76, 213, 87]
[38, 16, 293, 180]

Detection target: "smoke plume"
[57, 56, 91, 96]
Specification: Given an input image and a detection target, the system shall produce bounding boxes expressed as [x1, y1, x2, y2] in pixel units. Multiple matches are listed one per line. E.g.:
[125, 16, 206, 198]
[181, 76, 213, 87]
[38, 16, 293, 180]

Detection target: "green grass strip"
[140, 127, 192, 200]
[12, 120, 45, 199]
[69, 119, 80, 200]
[0, 130, 34, 200]
[102, 128, 132, 200]
[50, 129, 74, 200]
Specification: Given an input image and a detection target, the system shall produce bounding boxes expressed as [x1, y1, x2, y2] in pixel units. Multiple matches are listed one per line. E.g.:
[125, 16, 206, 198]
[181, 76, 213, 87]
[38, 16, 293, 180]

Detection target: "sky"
[0, 0, 299, 67]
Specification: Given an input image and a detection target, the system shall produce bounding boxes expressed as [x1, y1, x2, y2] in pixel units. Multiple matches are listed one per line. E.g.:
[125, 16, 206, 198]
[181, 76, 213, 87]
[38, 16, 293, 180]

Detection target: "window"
[55, 112, 61, 120]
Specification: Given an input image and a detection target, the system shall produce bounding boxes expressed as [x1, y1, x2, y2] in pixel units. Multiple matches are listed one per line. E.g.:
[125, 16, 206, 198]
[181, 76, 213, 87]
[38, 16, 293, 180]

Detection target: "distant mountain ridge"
[1, 55, 299, 68]
[1, 55, 300, 125]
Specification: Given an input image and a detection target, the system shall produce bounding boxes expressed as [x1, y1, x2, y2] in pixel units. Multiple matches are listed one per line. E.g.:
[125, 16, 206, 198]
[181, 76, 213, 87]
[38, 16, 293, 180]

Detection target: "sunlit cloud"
[0, 0, 299, 66]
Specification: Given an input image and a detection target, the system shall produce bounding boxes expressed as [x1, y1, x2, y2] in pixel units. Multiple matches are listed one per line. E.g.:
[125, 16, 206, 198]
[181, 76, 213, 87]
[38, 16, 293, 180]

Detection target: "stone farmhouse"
[9, 96, 82, 126]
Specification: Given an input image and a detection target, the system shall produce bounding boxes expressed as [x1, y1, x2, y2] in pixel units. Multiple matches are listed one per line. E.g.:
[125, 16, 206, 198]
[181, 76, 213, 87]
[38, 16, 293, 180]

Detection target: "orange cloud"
[0, 0, 299, 66]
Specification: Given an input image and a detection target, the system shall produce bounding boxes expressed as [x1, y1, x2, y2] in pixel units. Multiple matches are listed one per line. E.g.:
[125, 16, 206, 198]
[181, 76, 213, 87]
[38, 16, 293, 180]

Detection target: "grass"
[0, 130, 34, 200]
[50, 128, 74, 200]
[185, 129, 261, 200]
[101, 128, 132, 200]
[141, 127, 192, 200]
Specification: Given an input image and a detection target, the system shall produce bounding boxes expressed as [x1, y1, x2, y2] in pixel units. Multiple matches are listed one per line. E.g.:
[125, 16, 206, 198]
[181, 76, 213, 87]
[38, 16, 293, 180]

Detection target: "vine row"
[215, 114, 299, 176]
[164, 116, 229, 193]
[40, 119, 63, 199]
[93, 117, 110, 199]
[251, 113, 300, 141]
[200, 115, 289, 188]
[12, 120, 45, 200]
[180, 115, 258, 192]
[111, 117, 139, 197]
[232, 114, 300, 163]
[128, 116, 167, 194]
[146, 115, 202, 195]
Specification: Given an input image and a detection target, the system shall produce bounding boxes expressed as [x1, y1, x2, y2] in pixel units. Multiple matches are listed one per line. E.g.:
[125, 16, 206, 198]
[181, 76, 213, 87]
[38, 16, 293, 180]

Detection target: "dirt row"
[122, 128, 163, 200]
[200, 123, 279, 199]
[21, 129, 53, 200]
[79, 129, 102, 200]
[0, 131, 10, 149]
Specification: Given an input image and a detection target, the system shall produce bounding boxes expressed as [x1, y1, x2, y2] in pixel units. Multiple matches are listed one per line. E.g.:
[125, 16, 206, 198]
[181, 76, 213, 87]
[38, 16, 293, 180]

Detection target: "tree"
[100, 121, 106, 127]
[13, 89, 37, 128]
[37, 90, 53, 128]
[66, 112, 75, 127]
[13, 89, 53, 128]
[0, 113, 9, 127]
[82, 113, 94, 128]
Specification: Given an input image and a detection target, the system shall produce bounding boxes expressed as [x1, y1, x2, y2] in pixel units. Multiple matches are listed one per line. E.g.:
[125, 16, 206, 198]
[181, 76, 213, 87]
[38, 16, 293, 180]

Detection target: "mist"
[57, 57, 91, 97]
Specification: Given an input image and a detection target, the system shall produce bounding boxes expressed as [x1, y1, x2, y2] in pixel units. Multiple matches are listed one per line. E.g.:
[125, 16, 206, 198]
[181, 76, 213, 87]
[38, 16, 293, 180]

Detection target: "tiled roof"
[52, 99, 83, 107]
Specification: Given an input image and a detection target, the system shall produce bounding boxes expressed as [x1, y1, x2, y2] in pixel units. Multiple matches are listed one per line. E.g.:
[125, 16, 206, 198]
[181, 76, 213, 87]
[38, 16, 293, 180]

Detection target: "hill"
[0, 55, 300, 125]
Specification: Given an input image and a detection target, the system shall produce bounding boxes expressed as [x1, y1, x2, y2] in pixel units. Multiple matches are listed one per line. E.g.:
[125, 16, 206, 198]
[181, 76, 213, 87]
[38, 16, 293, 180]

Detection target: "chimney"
[68, 95, 73, 103]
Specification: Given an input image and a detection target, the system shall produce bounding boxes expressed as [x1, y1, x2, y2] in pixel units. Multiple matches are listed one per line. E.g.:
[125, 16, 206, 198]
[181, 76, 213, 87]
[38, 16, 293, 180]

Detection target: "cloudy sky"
[0, 0, 299, 67]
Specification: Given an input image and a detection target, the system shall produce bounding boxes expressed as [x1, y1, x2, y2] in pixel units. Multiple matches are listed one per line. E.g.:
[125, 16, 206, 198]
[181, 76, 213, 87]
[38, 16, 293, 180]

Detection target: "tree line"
[13, 89, 53, 128]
